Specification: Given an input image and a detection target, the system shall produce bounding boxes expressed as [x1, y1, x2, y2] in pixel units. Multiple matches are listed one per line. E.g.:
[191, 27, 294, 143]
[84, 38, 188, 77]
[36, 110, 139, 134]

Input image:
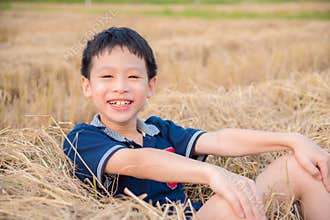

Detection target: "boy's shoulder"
[144, 116, 179, 135]
[145, 116, 199, 137]
[66, 122, 104, 137]
[64, 122, 113, 148]
[145, 115, 164, 127]
[145, 116, 174, 129]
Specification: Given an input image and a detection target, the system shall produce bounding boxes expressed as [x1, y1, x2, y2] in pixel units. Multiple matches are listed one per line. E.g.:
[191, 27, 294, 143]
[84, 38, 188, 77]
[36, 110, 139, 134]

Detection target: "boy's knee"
[261, 154, 301, 179]
[275, 154, 305, 178]
[257, 154, 311, 197]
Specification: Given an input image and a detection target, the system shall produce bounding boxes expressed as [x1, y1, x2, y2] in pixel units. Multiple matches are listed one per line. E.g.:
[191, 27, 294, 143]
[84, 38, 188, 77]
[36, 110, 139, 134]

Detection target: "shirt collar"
[90, 114, 160, 142]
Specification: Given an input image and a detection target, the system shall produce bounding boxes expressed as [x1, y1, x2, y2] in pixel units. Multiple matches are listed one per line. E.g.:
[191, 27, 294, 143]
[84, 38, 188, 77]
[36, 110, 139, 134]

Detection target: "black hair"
[81, 27, 157, 80]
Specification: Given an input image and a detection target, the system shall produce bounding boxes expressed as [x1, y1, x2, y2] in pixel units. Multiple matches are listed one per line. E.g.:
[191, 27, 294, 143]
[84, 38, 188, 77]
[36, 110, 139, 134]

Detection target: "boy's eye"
[128, 75, 140, 79]
[101, 75, 113, 78]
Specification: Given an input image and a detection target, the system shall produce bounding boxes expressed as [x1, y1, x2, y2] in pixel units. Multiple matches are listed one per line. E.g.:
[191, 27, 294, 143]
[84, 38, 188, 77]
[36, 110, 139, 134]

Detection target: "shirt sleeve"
[63, 124, 127, 189]
[146, 117, 208, 162]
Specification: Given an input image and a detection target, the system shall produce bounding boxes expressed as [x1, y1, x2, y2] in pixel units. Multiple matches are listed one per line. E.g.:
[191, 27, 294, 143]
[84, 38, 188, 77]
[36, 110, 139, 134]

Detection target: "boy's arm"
[194, 129, 293, 157]
[194, 128, 330, 192]
[105, 147, 211, 184]
[104, 147, 266, 219]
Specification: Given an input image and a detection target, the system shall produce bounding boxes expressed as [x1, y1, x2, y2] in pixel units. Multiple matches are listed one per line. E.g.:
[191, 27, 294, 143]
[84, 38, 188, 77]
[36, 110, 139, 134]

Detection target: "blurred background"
[0, 0, 329, 128]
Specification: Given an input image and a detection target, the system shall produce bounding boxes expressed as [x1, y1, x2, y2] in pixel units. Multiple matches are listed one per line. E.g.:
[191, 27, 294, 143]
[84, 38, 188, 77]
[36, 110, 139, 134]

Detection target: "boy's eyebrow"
[95, 66, 145, 73]
[125, 67, 146, 74]
[92, 66, 114, 73]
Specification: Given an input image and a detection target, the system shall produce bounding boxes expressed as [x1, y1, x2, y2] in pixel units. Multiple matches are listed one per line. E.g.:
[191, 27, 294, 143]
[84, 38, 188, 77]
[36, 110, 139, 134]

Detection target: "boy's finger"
[224, 189, 245, 218]
[250, 199, 266, 220]
[299, 157, 320, 178]
[248, 181, 266, 219]
[234, 189, 254, 220]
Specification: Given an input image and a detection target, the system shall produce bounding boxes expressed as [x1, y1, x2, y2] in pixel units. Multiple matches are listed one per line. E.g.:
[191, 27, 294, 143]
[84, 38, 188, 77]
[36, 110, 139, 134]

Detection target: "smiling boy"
[63, 27, 330, 220]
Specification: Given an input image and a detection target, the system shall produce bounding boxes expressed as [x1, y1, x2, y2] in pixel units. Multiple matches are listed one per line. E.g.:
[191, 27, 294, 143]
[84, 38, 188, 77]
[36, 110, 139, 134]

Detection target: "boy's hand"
[291, 133, 330, 192]
[208, 167, 266, 220]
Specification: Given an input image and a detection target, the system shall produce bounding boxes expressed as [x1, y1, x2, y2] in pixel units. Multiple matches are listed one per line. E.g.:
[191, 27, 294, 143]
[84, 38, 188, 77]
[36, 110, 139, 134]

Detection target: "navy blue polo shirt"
[63, 114, 207, 210]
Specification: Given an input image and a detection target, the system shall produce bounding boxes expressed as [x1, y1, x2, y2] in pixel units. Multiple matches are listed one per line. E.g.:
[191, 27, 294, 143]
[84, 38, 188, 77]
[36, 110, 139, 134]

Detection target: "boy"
[63, 27, 330, 220]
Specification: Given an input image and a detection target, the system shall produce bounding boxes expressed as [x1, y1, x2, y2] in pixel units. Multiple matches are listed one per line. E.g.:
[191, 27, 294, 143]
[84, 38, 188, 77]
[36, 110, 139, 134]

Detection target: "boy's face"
[81, 46, 156, 127]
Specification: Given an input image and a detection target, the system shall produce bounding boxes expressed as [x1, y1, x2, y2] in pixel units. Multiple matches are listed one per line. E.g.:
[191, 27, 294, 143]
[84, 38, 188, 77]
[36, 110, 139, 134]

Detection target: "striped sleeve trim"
[96, 145, 126, 182]
[185, 130, 205, 158]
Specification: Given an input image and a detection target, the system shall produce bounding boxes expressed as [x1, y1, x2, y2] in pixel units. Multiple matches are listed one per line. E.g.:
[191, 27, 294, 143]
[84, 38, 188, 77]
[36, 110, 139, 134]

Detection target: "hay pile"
[0, 125, 188, 219]
[1, 70, 329, 219]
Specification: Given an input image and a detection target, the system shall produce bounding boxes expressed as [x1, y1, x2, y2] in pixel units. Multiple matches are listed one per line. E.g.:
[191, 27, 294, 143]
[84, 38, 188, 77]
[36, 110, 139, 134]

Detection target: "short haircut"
[81, 27, 157, 80]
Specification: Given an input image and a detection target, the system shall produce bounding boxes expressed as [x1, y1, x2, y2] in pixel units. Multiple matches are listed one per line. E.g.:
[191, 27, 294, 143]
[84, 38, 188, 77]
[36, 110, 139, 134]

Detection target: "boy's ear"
[147, 76, 157, 98]
[81, 76, 92, 98]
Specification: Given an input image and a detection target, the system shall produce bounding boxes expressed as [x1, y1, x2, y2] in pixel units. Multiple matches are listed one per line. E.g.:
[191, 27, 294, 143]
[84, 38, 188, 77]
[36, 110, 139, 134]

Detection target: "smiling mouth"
[108, 100, 133, 107]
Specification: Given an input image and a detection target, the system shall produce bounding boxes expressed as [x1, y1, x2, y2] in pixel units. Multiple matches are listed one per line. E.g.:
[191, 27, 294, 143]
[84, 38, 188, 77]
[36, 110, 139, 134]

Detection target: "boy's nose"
[112, 78, 129, 93]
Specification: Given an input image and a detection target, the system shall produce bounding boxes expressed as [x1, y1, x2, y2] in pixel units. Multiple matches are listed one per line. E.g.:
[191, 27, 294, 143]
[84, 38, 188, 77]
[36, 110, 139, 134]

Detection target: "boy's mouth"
[107, 99, 133, 107]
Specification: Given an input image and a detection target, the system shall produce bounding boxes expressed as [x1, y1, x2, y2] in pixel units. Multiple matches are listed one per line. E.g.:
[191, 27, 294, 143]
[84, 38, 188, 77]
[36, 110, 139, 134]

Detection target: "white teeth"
[109, 100, 130, 106]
